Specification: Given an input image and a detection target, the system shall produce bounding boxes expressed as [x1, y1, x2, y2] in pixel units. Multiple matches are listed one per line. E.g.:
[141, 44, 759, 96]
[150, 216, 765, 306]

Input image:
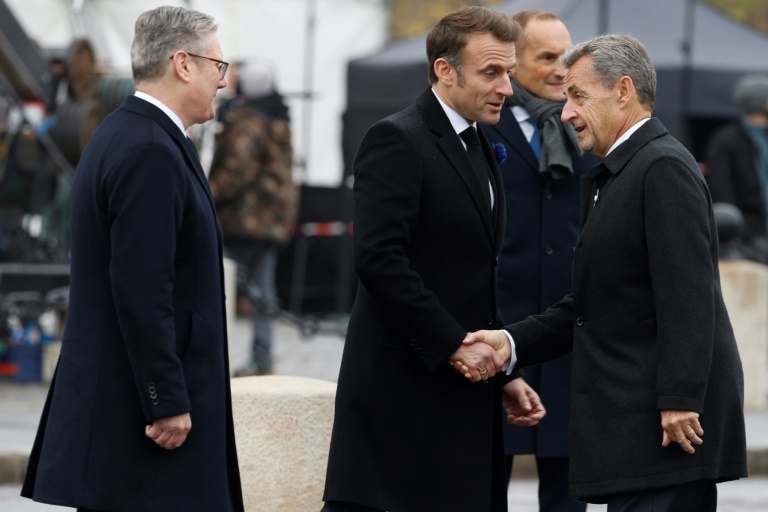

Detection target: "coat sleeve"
[106, 144, 191, 422]
[505, 294, 575, 369]
[352, 120, 467, 370]
[644, 157, 715, 413]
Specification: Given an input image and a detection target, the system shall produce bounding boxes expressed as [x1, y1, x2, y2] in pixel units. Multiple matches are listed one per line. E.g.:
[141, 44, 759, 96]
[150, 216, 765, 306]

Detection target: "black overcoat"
[22, 96, 244, 512]
[507, 118, 748, 501]
[323, 89, 508, 511]
[482, 106, 597, 457]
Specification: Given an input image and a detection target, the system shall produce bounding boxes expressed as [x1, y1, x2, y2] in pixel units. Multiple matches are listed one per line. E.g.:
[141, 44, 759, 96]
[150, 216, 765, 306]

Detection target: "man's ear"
[434, 58, 454, 86]
[616, 75, 634, 106]
[170, 51, 193, 84]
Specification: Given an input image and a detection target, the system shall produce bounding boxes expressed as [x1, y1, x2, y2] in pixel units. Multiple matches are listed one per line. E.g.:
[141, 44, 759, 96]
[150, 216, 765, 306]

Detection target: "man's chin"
[480, 113, 502, 126]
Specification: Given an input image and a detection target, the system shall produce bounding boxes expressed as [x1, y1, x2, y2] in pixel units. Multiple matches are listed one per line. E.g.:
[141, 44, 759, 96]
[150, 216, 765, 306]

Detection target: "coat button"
[152, 399, 159, 406]
[544, 244, 553, 255]
[544, 190, 552, 200]
[576, 317, 584, 327]
[486, 313, 494, 326]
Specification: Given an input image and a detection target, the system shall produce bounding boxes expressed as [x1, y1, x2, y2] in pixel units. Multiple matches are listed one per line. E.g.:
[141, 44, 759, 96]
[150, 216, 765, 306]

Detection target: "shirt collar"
[431, 88, 475, 139]
[511, 105, 530, 124]
[605, 117, 651, 156]
[134, 91, 187, 138]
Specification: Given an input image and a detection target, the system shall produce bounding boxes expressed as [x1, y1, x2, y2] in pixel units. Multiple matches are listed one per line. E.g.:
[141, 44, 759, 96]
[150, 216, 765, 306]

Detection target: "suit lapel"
[579, 174, 595, 229]
[485, 105, 538, 171]
[418, 91, 495, 242]
[478, 127, 505, 248]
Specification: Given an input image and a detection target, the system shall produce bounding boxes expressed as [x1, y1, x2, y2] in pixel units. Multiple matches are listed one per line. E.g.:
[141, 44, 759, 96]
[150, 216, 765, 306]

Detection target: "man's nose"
[499, 75, 513, 97]
[561, 101, 575, 124]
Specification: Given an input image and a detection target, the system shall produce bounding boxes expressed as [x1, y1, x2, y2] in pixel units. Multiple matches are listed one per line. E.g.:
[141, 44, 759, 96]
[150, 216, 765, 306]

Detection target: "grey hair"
[131, 6, 218, 84]
[561, 34, 656, 111]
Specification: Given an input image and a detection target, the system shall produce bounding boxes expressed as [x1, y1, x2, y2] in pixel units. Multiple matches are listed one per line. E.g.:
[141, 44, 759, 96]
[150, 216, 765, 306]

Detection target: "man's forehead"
[565, 58, 592, 83]
[524, 19, 572, 52]
[464, 33, 515, 58]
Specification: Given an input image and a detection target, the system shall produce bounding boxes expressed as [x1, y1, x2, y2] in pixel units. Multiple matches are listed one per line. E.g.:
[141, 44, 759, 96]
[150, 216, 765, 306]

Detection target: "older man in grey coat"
[460, 34, 747, 512]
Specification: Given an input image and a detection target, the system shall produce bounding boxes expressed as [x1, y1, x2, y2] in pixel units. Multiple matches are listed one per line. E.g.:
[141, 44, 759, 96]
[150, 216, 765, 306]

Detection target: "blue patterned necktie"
[527, 118, 542, 160]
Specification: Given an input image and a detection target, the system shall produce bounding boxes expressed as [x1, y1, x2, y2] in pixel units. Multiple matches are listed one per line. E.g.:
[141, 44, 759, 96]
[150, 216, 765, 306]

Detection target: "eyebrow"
[565, 84, 581, 94]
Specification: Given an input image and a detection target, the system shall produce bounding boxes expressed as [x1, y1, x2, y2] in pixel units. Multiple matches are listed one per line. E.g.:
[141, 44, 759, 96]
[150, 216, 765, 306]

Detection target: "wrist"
[496, 331, 511, 361]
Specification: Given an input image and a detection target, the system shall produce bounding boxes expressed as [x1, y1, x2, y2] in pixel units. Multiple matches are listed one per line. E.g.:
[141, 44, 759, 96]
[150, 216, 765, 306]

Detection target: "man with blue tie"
[21, 6, 244, 511]
[480, 10, 596, 512]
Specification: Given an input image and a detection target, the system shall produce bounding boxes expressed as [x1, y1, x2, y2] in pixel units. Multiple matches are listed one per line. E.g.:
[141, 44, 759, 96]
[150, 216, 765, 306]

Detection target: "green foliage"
[703, 0, 768, 34]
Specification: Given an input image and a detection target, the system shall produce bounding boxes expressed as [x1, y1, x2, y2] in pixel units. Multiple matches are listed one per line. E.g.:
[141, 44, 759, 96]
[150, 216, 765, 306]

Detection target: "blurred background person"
[705, 74, 768, 264]
[209, 57, 298, 377]
[480, 10, 596, 512]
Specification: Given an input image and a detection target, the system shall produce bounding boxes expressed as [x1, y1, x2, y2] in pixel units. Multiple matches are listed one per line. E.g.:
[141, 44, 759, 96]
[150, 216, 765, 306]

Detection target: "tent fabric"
[344, 0, 768, 174]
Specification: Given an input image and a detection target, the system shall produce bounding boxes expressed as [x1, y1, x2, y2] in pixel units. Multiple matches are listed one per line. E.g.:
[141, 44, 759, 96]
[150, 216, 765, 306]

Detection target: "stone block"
[719, 260, 768, 411]
[231, 375, 336, 512]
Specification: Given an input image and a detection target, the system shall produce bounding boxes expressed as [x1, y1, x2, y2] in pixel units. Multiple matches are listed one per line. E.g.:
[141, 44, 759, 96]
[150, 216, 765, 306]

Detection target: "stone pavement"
[1, 316, 767, 510]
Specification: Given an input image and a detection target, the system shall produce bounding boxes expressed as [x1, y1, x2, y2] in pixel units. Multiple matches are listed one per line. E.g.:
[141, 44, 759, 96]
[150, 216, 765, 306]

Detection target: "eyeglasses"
[171, 51, 229, 79]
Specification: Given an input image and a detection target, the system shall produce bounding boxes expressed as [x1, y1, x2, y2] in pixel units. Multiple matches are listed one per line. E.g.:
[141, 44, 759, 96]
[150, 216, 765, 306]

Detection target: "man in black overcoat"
[321, 7, 546, 512]
[21, 6, 244, 512]
[480, 11, 597, 512]
[705, 74, 768, 264]
[460, 34, 747, 511]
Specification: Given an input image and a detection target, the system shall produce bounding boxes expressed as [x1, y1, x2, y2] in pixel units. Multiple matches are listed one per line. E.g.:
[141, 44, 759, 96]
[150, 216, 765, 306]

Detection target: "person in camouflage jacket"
[209, 58, 298, 375]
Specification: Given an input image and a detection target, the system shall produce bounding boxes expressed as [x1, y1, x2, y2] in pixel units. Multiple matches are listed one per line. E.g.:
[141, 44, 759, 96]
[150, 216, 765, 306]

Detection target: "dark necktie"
[460, 126, 492, 212]
[527, 118, 542, 160]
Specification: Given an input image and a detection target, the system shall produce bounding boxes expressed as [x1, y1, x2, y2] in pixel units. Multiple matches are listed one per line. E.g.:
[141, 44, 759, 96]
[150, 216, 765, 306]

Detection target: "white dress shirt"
[134, 91, 188, 138]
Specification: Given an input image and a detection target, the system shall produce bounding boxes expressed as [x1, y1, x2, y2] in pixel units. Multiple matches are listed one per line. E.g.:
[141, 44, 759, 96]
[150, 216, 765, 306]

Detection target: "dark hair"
[512, 10, 560, 51]
[426, 6, 521, 84]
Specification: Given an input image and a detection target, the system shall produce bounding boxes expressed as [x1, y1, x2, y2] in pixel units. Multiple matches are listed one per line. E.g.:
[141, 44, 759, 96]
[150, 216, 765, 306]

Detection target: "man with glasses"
[22, 6, 244, 512]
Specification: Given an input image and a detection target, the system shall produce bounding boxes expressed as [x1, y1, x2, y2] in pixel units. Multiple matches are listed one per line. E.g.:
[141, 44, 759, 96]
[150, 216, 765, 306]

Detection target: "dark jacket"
[323, 89, 508, 512]
[22, 96, 244, 512]
[507, 118, 747, 501]
[705, 120, 767, 242]
[482, 105, 597, 457]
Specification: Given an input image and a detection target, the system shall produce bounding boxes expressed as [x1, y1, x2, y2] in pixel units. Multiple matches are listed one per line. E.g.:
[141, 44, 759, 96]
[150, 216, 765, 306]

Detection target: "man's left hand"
[502, 378, 546, 426]
[660, 409, 704, 454]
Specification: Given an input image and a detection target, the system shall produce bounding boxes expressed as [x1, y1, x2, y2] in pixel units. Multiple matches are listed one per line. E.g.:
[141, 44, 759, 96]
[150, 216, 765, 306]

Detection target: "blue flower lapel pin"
[492, 143, 507, 165]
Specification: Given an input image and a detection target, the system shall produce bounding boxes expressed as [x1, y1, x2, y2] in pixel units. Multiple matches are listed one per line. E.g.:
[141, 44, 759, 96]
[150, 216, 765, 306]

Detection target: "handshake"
[448, 329, 511, 383]
[449, 329, 546, 427]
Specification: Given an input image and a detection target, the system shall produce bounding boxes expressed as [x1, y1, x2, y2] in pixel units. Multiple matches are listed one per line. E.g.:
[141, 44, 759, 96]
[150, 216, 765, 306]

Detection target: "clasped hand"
[449, 330, 510, 382]
[449, 330, 546, 427]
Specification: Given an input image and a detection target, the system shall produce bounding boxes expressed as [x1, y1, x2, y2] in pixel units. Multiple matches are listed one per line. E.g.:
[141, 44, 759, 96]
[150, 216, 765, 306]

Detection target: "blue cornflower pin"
[492, 142, 507, 165]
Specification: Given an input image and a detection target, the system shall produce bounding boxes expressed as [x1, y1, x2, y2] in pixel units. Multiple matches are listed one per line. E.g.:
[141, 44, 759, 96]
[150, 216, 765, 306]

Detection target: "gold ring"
[686, 430, 694, 435]
[479, 370, 488, 375]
